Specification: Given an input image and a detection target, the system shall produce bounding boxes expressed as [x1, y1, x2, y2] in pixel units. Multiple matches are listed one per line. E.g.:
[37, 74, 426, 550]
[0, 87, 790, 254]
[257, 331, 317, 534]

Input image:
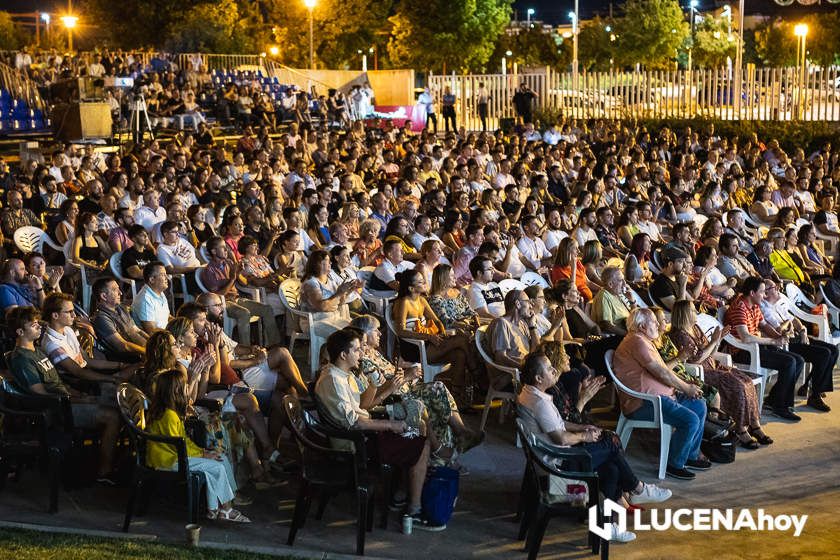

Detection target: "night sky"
[5, 0, 838, 25]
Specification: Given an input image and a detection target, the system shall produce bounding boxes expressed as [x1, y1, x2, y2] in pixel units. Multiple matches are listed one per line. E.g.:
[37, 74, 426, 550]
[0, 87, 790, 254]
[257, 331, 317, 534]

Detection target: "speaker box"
[50, 102, 112, 140]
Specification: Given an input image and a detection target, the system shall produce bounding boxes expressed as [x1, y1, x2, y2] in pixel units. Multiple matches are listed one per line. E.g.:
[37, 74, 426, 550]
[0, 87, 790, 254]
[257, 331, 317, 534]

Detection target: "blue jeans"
[628, 394, 706, 469]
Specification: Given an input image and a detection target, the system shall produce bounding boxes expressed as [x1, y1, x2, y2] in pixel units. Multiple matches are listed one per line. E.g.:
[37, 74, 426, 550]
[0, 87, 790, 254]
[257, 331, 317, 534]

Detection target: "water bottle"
[402, 514, 413, 535]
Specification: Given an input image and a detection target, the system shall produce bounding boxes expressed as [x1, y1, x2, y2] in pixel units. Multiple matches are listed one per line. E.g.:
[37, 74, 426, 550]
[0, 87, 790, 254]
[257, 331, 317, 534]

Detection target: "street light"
[569, 8, 578, 87]
[794, 23, 808, 119]
[60, 15, 77, 51]
[269, 46, 279, 56]
[503, 49, 512, 75]
[526, 8, 535, 26]
[303, 0, 316, 69]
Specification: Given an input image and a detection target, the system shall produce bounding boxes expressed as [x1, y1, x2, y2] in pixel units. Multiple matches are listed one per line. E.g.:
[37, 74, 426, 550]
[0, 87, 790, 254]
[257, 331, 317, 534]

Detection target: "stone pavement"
[0, 370, 837, 560]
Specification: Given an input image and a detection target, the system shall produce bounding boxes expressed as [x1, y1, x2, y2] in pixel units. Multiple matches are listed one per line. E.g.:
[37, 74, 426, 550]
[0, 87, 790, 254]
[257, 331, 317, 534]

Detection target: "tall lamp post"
[303, 0, 316, 69]
[794, 23, 808, 120]
[60, 15, 77, 51]
[733, 0, 744, 117]
[569, 5, 579, 88]
[526, 8, 535, 27]
[686, 0, 697, 76]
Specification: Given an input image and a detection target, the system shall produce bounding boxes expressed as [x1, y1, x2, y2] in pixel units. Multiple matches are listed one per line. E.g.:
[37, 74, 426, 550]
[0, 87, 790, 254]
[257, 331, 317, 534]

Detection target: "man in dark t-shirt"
[5, 306, 121, 482]
[120, 224, 158, 281]
[649, 247, 690, 311]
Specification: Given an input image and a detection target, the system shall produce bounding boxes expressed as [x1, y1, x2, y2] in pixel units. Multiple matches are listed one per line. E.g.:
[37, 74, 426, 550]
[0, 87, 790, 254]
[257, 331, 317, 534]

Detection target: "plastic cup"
[185, 523, 201, 547]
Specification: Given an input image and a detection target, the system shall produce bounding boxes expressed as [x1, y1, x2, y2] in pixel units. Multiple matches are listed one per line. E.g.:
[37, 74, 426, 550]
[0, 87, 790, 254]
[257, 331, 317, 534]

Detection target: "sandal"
[735, 431, 759, 450]
[749, 428, 774, 446]
[217, 508, 251, 523]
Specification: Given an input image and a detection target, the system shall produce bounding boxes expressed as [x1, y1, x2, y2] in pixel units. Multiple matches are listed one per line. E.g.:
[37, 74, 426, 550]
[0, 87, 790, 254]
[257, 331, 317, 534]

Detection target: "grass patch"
[0, 527, 297, 560]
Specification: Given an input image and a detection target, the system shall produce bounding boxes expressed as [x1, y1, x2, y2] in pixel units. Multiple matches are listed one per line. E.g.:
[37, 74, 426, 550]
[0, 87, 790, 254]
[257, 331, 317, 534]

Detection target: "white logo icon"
[588, 498, 625, 541]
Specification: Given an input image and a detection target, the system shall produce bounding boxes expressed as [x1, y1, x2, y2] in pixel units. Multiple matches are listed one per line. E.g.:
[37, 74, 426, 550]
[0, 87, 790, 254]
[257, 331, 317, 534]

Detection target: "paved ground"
[1, 370, 838, 560]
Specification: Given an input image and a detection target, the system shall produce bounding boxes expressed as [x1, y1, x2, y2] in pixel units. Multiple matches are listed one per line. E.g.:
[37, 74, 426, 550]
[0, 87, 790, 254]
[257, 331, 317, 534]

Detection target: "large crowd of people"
[0, 51, 838, 541]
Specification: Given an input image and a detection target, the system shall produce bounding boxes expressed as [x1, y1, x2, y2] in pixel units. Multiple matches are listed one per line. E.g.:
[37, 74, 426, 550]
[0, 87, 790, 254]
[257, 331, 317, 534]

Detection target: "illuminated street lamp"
[303, 0, 316, 69]
[60, 15, 77, 51]
[794, 23, 808, 118]
[269, 46, 279, 56]
[569, 7, 578, 87]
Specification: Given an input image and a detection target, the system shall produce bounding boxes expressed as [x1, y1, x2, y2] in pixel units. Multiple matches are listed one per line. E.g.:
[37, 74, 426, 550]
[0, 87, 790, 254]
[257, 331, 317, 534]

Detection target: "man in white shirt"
[368, 240, 411, 292]
[409, 215, 441, 250]
[131, 262, 172, 334]
[133, 188, 166, 231]
[516, 350, 670, 542]
[543, 123, 562, 146]
[492, 159, 515, 190]
[156, 221, 201, 275]
[516, 215, 552, 274]
[88, 55, 106, 77]
[41, 293, 135, 382]
[466, 257, 505, 320]
[315, 328, 438, 529]
[573, 208, 599, 248]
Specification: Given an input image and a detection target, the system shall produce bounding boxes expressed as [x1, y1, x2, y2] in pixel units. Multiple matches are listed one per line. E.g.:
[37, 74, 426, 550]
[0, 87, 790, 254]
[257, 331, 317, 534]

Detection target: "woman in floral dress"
[667, 301, 772, 448]
[350, 315, 484, 466]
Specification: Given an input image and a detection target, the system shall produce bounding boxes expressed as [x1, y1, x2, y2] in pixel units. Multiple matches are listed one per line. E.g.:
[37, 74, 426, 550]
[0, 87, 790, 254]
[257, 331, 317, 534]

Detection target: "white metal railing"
[428, 65, 840, 126]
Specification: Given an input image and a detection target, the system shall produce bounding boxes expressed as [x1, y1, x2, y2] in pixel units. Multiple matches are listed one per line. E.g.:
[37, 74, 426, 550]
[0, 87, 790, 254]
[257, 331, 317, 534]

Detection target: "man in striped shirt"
[724, 276, 803, 421]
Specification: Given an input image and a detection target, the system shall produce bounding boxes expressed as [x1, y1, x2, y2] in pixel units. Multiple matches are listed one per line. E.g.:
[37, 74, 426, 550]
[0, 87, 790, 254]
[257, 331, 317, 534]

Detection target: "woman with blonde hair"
[427, 264, 478, 333]
[353, 218, 383, 267]
[668, 300, 771, 448]
[413, 239, 444, 288]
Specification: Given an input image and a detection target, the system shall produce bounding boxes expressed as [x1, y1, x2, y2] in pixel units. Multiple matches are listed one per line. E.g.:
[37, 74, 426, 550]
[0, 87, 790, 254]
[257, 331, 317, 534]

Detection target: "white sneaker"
[609, 522, 636, 543]
[629, 482, 672, 505]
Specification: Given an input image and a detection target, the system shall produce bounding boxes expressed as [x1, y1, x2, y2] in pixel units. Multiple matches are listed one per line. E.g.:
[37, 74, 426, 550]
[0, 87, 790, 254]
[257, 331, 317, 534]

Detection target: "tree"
[164, 0, 260, 54]
[613, 0, 689, 70]
[486, 28, 571, 73]
[0, 11, 25, 50]
[753, 19, 797, 67]
[387, 0, 513, 73]
[577, 16, 617, 72]
[266, 0, 393, 69]
[83, 0, 205, 48]
[691, 13, 737, 68]
[801, 13, 840, 68]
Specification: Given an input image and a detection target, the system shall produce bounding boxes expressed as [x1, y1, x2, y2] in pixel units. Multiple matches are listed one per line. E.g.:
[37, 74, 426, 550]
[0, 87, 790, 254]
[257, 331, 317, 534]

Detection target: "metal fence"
[429, 66, 840, 127]
[0, 60, 46, 112]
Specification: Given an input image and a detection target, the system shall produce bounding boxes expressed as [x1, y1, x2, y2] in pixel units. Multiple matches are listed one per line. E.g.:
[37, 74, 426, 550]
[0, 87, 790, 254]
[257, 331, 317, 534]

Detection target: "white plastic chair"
[109, 252, 137, 298]
[498, 278, 527, 296]
[818, 282, 840, 328]
[520, 271, 550, 289]
[695, 313, 774, 412]
[604, 350, 671, 480]
[13, 226, 63, 255]
[781, 285, 839, 344]
[278, 278, 328, 376]
[277, 279, 310, 361]
[63, 240, 92, 313]
[474, 325, 520, 434]
[383, 302, 448, 383]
